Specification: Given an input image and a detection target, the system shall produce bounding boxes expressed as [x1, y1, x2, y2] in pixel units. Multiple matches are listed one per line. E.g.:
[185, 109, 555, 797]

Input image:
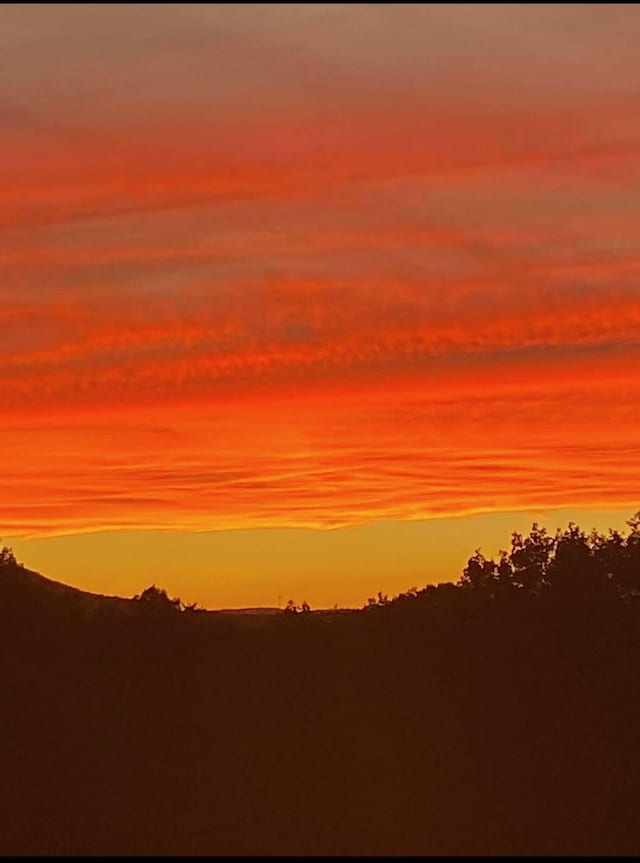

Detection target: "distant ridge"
[0, 561, 285, 616]
[216, 607, 282, 615]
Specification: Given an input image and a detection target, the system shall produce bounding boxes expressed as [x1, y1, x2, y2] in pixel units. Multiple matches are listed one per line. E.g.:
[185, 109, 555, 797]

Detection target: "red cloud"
[3, 28, 640, 538]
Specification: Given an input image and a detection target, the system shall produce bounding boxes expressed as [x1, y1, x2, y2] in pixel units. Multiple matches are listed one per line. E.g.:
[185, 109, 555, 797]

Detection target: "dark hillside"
[1, 517, 639, 855]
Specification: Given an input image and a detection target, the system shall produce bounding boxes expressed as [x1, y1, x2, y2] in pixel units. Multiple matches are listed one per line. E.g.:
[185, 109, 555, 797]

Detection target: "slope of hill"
[0, 560, 133, 614]
[0, 559, 286, 619]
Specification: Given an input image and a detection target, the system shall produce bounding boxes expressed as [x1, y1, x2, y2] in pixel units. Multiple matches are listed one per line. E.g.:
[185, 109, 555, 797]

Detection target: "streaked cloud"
[1, 4, 639, 582]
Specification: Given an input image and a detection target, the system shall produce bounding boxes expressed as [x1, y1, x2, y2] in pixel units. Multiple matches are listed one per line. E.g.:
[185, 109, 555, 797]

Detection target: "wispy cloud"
[2, 4, 640, 539]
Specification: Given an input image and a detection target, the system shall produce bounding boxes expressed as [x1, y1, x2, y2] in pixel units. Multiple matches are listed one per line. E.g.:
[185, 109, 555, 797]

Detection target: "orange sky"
[2, 4, 640, 607]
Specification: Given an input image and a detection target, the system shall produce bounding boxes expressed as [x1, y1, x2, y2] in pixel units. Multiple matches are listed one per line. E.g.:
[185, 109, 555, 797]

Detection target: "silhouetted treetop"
[0, 545, 19, 569]
[133, 584, 186, 613]
[458, 511, 640, 602]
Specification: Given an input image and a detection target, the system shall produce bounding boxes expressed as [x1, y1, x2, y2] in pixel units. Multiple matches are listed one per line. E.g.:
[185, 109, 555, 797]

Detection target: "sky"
[2, 4, 640, 608]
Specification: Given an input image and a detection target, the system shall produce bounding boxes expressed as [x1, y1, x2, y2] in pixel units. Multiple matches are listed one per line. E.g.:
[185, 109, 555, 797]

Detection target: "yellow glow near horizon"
[7, 507, 636, 610]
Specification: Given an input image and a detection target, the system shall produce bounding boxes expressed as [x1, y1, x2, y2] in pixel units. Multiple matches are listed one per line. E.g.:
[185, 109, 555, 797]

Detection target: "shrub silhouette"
[284, 598, 312, 615]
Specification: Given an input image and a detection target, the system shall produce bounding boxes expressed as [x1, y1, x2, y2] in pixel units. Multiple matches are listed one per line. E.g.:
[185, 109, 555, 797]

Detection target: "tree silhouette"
[547, 522, 598, 594]
[0, 545, 18, 569]
[461, 548, 498, 592]
[133, 584, 182, 613]
[284, 598, 312, 615]
[624, 511, 640, 597]
[456, 511, 640, 604]
[509, 522, 555, 592]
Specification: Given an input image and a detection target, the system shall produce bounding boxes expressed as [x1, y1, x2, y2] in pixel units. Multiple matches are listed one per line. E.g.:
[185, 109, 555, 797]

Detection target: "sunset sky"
[2, 4, 640, 608]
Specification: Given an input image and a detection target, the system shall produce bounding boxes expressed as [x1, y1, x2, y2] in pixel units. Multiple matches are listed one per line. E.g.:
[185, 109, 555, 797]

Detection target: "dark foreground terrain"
[1, 518, 640, 856]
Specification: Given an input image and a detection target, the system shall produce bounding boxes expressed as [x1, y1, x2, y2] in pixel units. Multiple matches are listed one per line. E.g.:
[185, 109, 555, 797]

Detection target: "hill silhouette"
[1, 515, 640, 855]
[0, 554, 283, 620]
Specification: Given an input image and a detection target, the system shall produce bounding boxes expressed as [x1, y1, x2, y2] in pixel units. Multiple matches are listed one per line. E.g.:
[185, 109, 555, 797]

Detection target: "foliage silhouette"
[455, 511, 640, 603]
[0, 543, 19, 568]
[134, 584, 182, 611]
[284, 598, 312, 615]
